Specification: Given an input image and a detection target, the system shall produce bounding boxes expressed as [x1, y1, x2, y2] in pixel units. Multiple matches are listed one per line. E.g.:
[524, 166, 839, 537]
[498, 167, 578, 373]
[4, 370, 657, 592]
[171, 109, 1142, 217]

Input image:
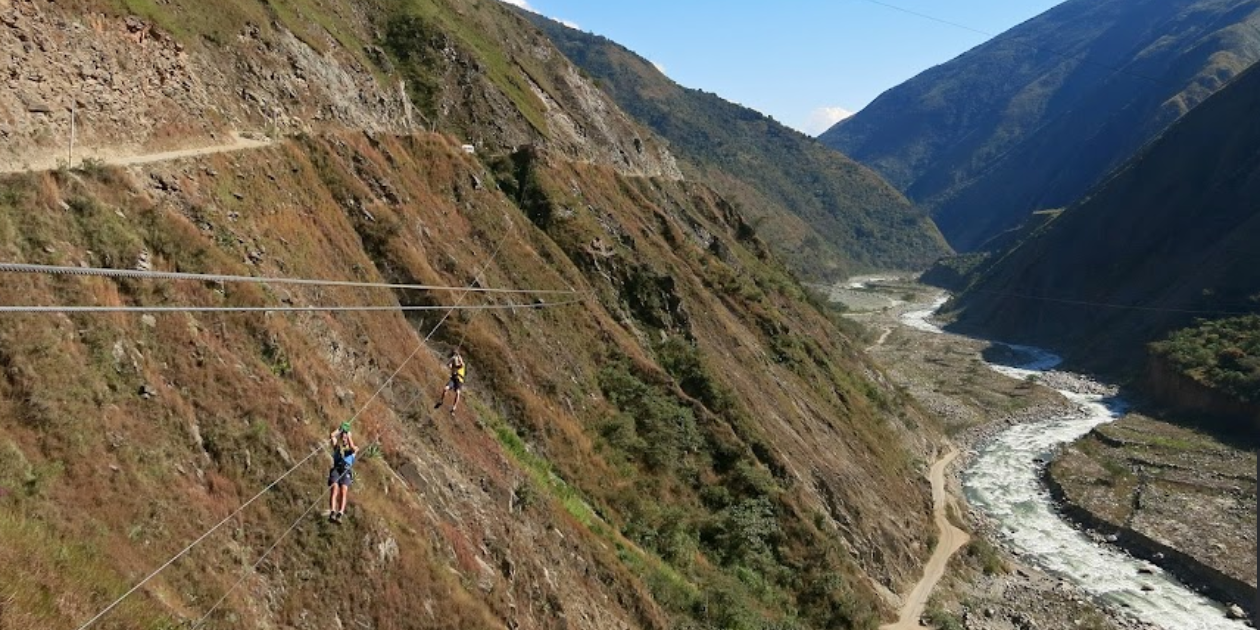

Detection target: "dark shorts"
[328, 466, 354, 487]
[446, 377, 464, 391]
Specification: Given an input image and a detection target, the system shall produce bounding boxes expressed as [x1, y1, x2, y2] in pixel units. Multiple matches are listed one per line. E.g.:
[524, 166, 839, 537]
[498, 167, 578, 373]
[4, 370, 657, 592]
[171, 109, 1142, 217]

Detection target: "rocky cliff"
[1143, 355, 1260, 441]
[0, 0, 679, 179]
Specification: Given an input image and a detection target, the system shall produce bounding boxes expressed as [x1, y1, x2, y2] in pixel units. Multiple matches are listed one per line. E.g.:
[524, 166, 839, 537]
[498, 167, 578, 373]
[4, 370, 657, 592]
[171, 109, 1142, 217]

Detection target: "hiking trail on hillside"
[881, 447, 970, 630]
[0, 131, 272, 174]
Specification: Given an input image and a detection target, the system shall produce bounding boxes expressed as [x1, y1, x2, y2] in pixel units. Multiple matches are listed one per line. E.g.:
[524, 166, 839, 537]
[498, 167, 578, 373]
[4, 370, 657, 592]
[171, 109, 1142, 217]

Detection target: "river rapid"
[900, 298, 1248, 630]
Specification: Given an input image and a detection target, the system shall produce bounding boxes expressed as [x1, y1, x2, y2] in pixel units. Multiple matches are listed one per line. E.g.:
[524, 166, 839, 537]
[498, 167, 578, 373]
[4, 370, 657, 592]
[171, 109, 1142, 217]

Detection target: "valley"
[831, 279, 1255, 630]
[2, 1, 1257, 628]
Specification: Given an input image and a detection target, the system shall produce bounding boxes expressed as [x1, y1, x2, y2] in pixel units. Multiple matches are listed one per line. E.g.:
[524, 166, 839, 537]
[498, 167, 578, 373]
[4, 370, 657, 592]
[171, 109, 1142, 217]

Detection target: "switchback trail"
[0, 131, 273, 174]
[881, 447, 970, 630]
[867, 326, 893, 351]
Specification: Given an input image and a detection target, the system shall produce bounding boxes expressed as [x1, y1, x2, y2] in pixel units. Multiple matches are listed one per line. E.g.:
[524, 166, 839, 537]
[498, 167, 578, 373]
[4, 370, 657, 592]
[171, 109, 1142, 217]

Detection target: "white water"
[900, 295, 949, 333]
[902, 299, 1246, 630]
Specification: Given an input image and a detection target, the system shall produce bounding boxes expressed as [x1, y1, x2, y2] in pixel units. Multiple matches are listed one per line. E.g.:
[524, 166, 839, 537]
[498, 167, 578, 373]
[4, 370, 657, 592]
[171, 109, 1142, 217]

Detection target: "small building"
[461, 144, 476, 154]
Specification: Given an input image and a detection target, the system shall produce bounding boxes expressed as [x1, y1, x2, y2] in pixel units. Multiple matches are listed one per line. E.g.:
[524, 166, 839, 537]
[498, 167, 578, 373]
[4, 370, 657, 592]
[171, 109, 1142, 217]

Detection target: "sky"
[500, 0, 1064, 135]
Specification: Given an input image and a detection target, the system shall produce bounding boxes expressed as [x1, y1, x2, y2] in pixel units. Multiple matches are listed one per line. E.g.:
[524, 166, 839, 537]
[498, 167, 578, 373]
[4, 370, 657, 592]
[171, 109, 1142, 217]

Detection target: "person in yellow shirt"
[434, 347, 466, 415]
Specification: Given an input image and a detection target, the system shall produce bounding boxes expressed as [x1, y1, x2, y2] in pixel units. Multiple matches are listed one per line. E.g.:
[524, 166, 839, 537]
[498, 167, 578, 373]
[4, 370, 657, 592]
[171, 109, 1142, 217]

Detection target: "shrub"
[965, 538, 1007, 575]
[598, 361, 702, 473]
[1151, 315, 1260, 402]
[656, 337, 734, 413]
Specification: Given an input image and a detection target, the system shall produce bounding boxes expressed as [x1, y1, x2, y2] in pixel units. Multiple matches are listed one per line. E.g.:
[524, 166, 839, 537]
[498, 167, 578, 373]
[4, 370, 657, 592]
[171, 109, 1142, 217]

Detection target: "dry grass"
[0, 130, 938, 630]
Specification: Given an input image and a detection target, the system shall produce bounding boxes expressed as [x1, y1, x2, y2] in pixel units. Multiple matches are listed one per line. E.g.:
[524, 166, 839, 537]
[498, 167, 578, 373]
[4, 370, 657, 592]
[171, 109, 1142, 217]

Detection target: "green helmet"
[340, 421, 352, 433]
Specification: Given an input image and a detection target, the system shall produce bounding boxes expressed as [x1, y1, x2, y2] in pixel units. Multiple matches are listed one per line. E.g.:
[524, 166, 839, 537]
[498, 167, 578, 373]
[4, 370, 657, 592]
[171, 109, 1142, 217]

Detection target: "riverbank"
[836, 280, 1248, 630]
[838, 281, 1153, 630]
[1046, 415, 1257, 621]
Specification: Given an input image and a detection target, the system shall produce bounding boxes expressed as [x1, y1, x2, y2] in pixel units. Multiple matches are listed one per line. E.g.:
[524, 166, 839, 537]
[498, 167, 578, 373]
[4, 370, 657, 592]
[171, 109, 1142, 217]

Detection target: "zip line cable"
[195, 220, 533, 627]
[72, 215, 533, 630]
[453, 216, 547, 350]
[189, 493, 325, 630]
[70, 209, 531, 630]
[0, 262, 585, 296]
[855, 0, 994, 39]
[70, 445, 329, 630]
[0, 300, 584, 314]
[191, 435, 384, 629]
[965, 288, 1258, 317]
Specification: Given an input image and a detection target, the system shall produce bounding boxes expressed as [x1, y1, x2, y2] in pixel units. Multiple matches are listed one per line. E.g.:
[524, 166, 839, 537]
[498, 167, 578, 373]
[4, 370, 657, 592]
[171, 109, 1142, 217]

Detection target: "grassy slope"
[0, 1, 941, 628]
[823, 0, 1260, 251]
[947, 59, 1260, 407]
[0, 131, 933, 630]
[525, 13, 950, 281]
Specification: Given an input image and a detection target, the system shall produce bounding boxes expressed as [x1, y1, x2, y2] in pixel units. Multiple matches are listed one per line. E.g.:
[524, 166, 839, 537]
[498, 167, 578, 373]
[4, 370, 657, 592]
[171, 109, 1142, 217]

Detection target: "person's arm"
[330, 430, 339, 447]
[347, 433, 358, 453]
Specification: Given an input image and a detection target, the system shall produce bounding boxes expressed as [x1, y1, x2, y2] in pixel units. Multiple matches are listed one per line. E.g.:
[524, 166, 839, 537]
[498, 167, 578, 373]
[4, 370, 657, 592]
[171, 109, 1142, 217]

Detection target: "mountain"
[522, 12, 951, 281]
[945, 59, 1260, 439]
[822, 0, 1260, 251]
[0, 1, 943, 629]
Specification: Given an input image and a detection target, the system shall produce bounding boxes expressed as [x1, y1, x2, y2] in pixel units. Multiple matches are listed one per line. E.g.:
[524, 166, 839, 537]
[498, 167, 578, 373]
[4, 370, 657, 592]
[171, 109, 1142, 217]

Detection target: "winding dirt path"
[0, 131, 273, 174]
[881, 447, 970, 630]
[867, 326, 893, 351]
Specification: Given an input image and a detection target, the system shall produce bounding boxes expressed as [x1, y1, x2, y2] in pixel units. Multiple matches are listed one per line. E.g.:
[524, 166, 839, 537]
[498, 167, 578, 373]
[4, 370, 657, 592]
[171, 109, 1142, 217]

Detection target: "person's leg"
[434, 384, 449, 408]
[452, 388, 461, 411]
[328, 470, 337, 513]
[338, 473, 351, 512]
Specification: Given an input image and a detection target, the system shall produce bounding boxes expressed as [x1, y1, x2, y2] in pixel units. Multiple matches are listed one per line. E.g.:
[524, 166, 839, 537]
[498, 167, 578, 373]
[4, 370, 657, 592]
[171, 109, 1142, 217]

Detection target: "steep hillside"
[822, 0, 1260, 251]
[523, 12, 950, 281]
[1, 0, 679, 178]
[946, 59, 1260, 437]
[0, 2, 943, 629]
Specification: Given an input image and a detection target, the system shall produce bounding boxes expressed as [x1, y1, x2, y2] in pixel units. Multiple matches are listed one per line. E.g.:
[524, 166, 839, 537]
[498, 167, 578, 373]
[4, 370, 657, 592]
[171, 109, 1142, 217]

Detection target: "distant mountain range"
[945, 57, 1260, 415]
[823, 0, 1260, 251]
[524, 11, 951, 280]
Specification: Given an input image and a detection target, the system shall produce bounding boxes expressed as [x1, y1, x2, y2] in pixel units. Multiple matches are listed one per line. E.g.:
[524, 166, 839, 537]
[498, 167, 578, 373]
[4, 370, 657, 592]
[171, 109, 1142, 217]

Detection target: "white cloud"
[651, 60, 667, 75]
[500, 0, 534, 10]
[802, 106, 855, 136]
[557, 17, 581, 29]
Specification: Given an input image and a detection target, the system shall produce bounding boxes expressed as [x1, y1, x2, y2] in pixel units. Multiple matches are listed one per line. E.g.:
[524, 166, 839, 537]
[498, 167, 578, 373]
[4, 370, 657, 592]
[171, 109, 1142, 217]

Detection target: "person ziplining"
[327, 422, 357, 523]
[434, 348, 466, 415]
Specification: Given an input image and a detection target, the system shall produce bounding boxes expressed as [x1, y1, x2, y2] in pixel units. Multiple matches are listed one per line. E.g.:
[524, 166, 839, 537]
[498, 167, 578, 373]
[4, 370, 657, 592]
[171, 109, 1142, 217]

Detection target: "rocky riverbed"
[1048, 414, 1257, 620]
[838, 282, 1248, 630]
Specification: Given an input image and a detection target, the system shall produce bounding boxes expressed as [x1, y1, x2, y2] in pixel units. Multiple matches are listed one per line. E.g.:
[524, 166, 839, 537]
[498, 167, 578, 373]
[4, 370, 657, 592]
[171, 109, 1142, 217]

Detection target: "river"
[900, 298, 1248, 630]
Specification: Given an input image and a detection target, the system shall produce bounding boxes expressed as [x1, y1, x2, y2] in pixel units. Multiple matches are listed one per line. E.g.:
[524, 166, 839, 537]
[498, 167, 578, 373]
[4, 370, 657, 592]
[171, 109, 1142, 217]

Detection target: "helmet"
[339, 421, 352, 433]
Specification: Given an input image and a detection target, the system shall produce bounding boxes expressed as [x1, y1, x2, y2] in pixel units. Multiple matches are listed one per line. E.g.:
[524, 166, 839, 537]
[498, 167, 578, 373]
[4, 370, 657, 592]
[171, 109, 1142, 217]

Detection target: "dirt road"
[881, 447, 970, 630]
[0, 132, 272, 174]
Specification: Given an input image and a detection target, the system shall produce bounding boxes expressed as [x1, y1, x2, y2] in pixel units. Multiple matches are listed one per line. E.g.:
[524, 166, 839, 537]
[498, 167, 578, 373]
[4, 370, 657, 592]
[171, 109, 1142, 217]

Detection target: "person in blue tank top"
[327, 421, 357, 523]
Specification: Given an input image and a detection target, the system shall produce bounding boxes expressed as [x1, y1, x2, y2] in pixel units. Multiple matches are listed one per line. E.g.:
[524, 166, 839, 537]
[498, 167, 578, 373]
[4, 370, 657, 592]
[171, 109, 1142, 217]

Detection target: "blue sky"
[502, 0, 1064, 135]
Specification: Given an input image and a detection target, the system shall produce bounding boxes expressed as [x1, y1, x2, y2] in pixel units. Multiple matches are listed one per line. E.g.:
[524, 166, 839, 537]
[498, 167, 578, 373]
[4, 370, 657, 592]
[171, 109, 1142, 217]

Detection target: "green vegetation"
[824, 0, 1260, 250]
[964, 538, 1007, 576]
[919, 252, 989, 291]
[923, 600, 965, 630]
[1151, 315, 1260, 402]
[951, 56, 1260, 415]
[591, 358, 866, 629]
[524, 13, 950, 280]
[383, 13, 447, 120]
